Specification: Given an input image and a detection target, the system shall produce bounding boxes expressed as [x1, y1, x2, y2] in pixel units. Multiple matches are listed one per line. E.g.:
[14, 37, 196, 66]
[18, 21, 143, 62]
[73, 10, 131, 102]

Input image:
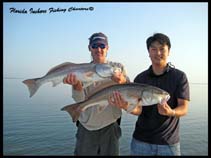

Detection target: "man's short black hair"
[146, 33, 171, 50]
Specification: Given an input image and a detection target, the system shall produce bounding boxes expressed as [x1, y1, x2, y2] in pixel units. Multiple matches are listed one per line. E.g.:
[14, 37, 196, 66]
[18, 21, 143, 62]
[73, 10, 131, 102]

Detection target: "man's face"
[89, 43, 109, 63]
[148, 41, 170, 66]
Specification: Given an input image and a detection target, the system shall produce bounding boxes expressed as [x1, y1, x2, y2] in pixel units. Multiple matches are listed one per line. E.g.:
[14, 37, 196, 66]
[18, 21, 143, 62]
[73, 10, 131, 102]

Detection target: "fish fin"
[61, 103, 82, 122]
[125, 96, 141, 112]
[46, 62, 76, 75]
[52, 80, 61, 87]
[127, 103, 138, 113]
[22, 78, 40, 97]
[82, 81, 93, 88]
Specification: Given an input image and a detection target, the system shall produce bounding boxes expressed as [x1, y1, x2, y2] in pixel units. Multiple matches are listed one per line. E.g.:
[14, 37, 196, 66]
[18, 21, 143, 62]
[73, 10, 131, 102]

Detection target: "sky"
[3, 2, 208, 84]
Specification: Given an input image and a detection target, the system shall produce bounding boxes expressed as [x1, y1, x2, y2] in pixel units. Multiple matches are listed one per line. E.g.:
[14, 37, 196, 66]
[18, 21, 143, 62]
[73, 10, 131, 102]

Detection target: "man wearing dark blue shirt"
[109, 33, 190, 156]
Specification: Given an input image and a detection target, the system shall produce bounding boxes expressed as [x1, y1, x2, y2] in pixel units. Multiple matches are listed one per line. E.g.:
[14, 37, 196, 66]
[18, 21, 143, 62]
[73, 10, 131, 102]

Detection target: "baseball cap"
[89, 32, 108, 46]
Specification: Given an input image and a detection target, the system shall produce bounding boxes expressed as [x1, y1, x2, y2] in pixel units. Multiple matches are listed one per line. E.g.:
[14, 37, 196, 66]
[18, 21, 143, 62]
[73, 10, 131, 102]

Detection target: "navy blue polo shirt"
[133, 64, 190, 145]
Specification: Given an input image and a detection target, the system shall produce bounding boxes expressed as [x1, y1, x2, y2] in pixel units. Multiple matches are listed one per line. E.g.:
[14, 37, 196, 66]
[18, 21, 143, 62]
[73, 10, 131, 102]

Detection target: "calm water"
[3, 79, 208, 156]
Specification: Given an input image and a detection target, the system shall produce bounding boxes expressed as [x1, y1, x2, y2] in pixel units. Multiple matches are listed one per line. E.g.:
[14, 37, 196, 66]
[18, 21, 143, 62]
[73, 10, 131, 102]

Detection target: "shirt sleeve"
[72, 88, 86, 102]
[176, 72, 190, 101]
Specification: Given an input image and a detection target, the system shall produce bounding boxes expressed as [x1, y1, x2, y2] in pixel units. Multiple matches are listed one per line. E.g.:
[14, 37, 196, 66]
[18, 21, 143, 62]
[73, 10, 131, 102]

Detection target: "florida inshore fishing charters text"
[9, 7, 94, 14]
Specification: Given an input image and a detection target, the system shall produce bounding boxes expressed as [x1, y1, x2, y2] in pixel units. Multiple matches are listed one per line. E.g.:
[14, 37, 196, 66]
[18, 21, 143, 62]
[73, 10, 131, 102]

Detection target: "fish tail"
[22, 78, 40, 97]
[61, 103, 82, 122]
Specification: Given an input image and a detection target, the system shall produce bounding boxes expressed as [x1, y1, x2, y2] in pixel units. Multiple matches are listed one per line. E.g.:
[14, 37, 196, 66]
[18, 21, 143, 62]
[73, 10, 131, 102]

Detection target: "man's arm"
[172, 99, 189, 117]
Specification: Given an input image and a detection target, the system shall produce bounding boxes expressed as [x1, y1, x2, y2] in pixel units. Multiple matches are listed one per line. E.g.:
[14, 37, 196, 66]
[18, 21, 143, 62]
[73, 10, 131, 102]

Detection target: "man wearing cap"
[63, 32, 130, 155]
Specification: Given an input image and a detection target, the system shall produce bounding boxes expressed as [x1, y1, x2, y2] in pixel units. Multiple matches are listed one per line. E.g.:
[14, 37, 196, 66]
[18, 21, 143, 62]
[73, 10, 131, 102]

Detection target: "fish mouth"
[165, 95, 170, 101]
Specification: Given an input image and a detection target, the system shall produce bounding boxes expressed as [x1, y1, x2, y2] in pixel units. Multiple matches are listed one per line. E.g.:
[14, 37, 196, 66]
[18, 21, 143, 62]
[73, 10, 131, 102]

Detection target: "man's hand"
[63, 73, 83, 91]
[157, 102, 175, 117]
[108, 91, 142, 115]
[111, 71, 127, 84]
[108, 91, 129, 110]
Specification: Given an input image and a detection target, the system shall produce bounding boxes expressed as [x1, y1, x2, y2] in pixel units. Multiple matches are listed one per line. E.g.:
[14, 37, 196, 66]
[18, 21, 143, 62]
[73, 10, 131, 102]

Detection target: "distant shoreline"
[3, 77, 208, 85]
[189, 83, 208, 85]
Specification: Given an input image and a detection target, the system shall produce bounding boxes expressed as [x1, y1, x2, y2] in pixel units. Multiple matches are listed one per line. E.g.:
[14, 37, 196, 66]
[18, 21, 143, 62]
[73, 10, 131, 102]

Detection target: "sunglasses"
[91, 43, 106, 49]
